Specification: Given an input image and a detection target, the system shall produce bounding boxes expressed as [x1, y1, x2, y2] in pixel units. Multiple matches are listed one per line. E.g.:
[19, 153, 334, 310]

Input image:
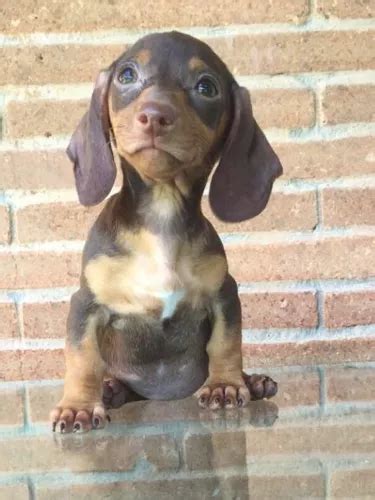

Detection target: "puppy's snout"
[135, 102, 177, 136]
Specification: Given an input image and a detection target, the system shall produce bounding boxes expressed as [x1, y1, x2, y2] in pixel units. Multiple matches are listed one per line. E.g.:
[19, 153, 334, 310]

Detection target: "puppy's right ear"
[67, 67, 116, 206]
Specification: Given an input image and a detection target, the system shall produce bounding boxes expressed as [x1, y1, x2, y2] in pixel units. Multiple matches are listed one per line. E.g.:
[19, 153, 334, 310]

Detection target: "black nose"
[135, 102, 176, 136]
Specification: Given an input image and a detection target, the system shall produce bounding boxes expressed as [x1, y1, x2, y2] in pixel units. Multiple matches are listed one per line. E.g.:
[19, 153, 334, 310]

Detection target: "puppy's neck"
[118, 161, 207, 234]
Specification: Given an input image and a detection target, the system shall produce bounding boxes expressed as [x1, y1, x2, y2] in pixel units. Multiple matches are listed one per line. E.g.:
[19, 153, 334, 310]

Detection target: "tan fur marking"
[109, 86, 217, 184]
[205, 305, 243, 385]
[59, 315, 105, 408]
[85, 229, 176, 315]
[135, 49, 151, 65]
[188, 56, 207, 71]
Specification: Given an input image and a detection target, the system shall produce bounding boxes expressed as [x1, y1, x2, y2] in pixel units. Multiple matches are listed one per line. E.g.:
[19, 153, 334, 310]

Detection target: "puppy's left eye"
[118, 66, 138, 84]
[195, 77, 218, 98]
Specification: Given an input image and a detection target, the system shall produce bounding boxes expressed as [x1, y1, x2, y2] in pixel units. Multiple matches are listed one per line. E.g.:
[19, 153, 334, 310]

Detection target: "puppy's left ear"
[67, 67, 116, 206]
[209, 85, 282, 222]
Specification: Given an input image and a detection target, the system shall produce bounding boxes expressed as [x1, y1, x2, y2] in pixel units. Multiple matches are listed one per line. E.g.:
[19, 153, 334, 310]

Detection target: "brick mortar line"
[1, 71, 374, 101]
[1, 122, 374, 151]
[0, 226, 374, 254]
[0, 325, 374, 350]
[0, 455, 374, 489]
[1, 277, 374, 304]
[1, 175, 375, 208]
[0, 17, 374, 47]
[16, 462, 375, 491]
[241, 325, 375, 344]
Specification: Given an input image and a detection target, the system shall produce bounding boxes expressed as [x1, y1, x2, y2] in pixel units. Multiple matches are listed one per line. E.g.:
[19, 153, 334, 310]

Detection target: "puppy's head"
[67, 31, 282, 222]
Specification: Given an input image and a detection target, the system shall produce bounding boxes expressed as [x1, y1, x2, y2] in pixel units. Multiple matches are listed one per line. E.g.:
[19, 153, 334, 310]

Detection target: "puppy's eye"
[118, 66, 138, 84]
[195, 77, 218, 98]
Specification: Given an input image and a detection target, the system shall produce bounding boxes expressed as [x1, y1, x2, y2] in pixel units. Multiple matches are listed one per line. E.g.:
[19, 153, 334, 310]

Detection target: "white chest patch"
[156, 289, 186, 319]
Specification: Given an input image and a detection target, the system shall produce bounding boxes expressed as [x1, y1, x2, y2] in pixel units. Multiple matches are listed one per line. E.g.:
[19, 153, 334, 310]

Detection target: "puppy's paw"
[197, 382, 250, 410]
[50, 400, 109, 434]
[244, 373, 278, 400]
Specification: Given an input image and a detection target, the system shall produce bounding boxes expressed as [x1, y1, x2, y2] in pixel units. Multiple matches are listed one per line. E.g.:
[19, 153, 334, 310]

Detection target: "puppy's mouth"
[124, 139, 187, 163]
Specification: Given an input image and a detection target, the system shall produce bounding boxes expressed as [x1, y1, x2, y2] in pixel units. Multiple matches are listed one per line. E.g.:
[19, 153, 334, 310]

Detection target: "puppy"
[50, 31, 282, 433]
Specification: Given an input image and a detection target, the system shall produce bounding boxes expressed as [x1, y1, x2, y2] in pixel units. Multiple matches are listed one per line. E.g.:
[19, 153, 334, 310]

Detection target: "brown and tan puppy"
[50, 31, 283, 433]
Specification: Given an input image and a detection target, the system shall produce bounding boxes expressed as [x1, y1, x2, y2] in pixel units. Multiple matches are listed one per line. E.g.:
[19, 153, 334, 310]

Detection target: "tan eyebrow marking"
[135, 49, 151, 65]
[188, 57, 207, 71]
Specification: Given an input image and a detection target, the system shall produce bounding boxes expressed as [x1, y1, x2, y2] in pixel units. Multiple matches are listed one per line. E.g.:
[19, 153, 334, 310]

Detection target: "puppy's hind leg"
[102, 378, 145, 409]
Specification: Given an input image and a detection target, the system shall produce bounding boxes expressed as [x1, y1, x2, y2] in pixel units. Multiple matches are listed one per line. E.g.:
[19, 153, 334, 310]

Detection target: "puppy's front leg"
[197, 275, 250, 409]
[50, 289, 107, 433]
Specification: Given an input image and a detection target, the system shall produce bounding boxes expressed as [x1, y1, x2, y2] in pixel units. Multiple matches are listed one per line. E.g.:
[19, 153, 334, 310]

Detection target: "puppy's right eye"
[118, 66, 138, 84]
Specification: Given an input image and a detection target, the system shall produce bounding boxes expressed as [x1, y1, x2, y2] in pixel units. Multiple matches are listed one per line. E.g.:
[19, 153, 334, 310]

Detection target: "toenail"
[93, 417, 100, 427]
[73, 422, 81, 432]
[60, 422, 65, 432]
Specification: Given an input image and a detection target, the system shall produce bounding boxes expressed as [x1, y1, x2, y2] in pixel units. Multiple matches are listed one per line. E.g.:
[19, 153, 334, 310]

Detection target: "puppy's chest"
[84, 230, 226, 319]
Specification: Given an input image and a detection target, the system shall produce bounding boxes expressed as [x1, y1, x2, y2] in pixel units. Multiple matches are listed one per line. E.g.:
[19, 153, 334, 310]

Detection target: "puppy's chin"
[123, 148, 182, 182]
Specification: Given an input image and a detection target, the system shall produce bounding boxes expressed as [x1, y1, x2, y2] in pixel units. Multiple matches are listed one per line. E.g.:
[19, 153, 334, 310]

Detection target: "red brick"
[324, 290, 375, 328]
[322, 187, 375, 228]
[1, 0, 309, 34]
[23, 302, 70, 338]
[185, 423, 374, 469]
[241, 291, 318, 328]
[20, 349, 65, 380]
[203, 191, 318, 233]
[0, 150, 122, 190]
[0, 30, 374, 86]
[243, 337, 375, 368]
[0, 150, 75, 190]
[36, 477, 249, 500]
[0, 350, 21, 381]
[326, 367, 375, 402]
[226, 236, 375, 282]
[251, 88, 315, 129]
[275, 136, 375, 180]
[317, 0, 374, 19]
[331, 469, 375, 497]
[0, 349, 64, 381]
[322, 85, 375, 124]
[5, 99, 89, 139]
[16, 203, 102, 243]
[0, 387, 24, 426]
[0, 45, 122, 86]
[0, 485, 29, 500]
[0, 206, 10, 244]
[271, 369, 321, 409]
[0, 252, 80, 289]
[0, 303, 18, 338]
[210, 31, 375, 75]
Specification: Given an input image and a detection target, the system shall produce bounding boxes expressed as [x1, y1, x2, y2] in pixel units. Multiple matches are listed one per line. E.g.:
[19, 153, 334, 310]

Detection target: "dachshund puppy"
[50, 31, 283, 433]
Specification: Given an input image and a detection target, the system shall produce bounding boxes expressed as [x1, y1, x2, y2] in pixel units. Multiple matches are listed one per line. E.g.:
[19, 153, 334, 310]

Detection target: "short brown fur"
[52, 31, 282, 433]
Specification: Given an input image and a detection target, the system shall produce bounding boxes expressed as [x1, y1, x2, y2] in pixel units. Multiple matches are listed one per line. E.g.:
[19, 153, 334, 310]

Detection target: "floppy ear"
[66, 68, 116, 206]
[209, 85, 283, 222]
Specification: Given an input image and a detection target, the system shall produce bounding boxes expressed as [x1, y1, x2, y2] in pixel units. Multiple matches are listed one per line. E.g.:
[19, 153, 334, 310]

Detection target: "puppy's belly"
[119, 357, 208, 400]
[99, 302, 211, 400]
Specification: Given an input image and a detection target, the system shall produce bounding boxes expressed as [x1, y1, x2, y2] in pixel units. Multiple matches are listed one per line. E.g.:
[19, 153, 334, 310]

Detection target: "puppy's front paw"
[197, 382, 250, 410]
[244, 373, 278, 400]
[50, 400, 109, 434]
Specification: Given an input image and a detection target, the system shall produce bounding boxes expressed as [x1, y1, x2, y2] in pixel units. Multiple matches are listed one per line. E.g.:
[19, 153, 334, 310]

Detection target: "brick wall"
[0, 3, 374, 379]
